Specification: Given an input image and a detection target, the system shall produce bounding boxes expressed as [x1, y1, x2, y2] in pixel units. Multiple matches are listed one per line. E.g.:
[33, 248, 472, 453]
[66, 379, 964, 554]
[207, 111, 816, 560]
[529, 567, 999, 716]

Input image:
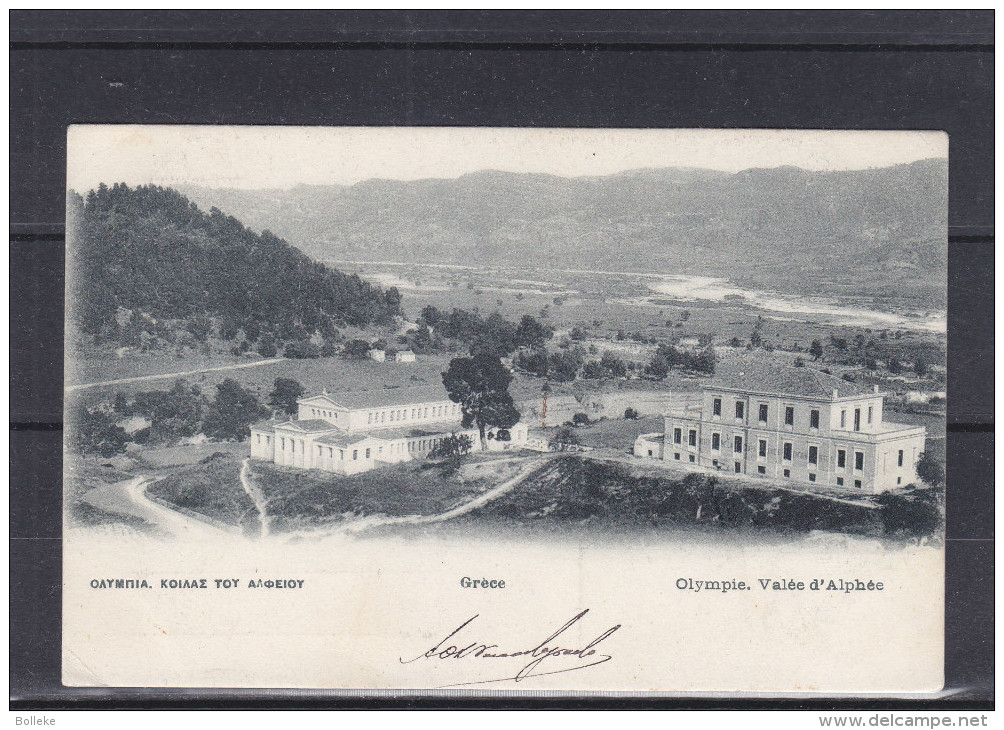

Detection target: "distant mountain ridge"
[178, 159, 948, 302]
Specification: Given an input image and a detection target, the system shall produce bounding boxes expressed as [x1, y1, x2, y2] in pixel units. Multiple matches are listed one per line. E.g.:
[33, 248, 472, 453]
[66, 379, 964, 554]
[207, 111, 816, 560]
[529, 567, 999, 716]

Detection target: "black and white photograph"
[60, 126, 947, 692]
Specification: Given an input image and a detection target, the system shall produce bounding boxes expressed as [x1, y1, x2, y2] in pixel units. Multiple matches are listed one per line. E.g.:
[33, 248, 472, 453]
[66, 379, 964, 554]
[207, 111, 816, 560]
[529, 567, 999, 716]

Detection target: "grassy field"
[252, 456, 531, 533]
[147, 452, 260, 534]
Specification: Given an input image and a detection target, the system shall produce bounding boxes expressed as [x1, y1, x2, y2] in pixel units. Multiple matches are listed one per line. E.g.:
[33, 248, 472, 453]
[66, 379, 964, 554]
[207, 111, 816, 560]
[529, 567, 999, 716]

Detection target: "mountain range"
[178, 159, 948, 303]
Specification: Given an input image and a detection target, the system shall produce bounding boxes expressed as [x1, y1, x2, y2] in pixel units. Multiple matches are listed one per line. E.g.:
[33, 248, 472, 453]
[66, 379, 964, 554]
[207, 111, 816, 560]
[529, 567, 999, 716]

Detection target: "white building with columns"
[251, 384, 529, 475]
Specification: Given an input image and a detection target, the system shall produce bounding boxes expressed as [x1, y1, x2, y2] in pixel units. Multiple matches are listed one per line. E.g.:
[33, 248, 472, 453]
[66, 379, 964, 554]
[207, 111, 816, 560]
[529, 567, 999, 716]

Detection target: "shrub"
[283, 341, 321, 359]
[624, 407, 639, 420]
[571, 412, 591, 426]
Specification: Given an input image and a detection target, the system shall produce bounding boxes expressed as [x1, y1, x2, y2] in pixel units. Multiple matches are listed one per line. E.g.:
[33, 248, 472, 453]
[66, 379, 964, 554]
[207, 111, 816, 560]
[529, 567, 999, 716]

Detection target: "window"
[783, 469, 791, 478]
[757, 465, 766, 475]
[256, 434, 261, 444]
[352, 450, 358, 460]
[711, 433, 720, 451]
[867, 406, 873, 424]
[673, 452, 679, 460]
[734, 462, 741, 473]
[855, 452, 864, 471]
[674, 428, 682, 444]
[281, 437, 286, 450]
[317, 445, 322, 455]
[783, 443, 792, 461]
[365, 448, 371, 459]
[648, 449, 654, 457]
[840, 410, 846, 428]
[897, 477, 902, 485]
[328, 447, 333, 457]
[735, 401, 744, 419]
[854, 408, 861, 432]
[688, 430, 697, 447]
[712, 459, 719, 467]
[808, 445, 818, 465]
[808, 473, 816, 482]
[898, 449, 904, 467]
[836, 477, 844, 486]
[368, 413, 373, 424]
[837, 449, 846, 468]
[810, 410, 819, 429]
[758, 439, 767, 457]
[713, 398, 722, 417]
[759, 404, 768, 423]
[854, 479, 862, 489]
[339, 449, 344, 460]
[785, 406, 794, 426]
[689, 455, 695, 463]
[734, 436, 743, 453]
[290, 440, 295, 453]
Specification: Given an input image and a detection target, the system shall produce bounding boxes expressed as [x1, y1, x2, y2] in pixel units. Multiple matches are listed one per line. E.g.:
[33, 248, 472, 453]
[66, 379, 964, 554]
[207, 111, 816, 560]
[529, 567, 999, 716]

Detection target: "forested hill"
[66, 183, 401, 339]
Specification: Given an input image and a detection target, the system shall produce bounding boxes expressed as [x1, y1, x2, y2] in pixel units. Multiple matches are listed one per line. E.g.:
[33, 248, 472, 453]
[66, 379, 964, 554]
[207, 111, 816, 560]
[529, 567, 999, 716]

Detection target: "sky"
[67, 126, 948, 192]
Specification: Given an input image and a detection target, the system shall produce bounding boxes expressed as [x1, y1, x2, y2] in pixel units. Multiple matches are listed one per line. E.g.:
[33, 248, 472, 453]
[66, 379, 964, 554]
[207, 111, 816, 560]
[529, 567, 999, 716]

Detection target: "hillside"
[179, 159, 948, 301]
[66, 184, 401, 341]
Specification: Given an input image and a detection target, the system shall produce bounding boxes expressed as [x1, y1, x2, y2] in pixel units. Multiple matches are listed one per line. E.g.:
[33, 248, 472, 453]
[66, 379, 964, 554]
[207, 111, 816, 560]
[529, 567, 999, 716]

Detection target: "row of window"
[711, 398, 874, 432]
[705, 432, 867, 471]
[309, 407, 340, 420]
[366, 404, 457, 426]
[257, 432, 447, 462]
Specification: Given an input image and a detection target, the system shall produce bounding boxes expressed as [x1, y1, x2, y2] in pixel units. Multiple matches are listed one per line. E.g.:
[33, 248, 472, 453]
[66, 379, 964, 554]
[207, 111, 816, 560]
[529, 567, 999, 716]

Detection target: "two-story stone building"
[635, 362, 927, 493]
[250, 384, 529, 475]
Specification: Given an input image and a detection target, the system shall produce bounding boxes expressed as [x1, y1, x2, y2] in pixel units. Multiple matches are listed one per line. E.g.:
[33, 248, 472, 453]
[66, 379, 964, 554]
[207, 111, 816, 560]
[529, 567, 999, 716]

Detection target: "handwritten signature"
[400, 609, 620, 687]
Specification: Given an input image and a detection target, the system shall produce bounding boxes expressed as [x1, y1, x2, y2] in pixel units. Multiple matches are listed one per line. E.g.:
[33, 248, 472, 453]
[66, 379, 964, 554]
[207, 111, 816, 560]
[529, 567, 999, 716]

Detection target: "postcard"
[62, 126, 947, 692]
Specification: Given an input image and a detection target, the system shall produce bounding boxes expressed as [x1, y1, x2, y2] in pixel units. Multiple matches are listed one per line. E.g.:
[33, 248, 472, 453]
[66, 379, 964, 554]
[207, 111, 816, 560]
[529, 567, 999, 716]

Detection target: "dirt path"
[123, 477, 234, 539]
[66, 357, 287, 392]
[330, 455, 556, 537]
[239, 458, 271, 538]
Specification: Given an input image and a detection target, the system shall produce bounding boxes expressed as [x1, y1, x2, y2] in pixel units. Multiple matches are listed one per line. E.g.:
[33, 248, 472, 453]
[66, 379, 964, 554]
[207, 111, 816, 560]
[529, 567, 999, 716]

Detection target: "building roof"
[250, 418, 286, 430]
[710, 361, 878, 399]
[275, 419, 339, 434]
[314, 385, 454, 410]
[315, 432, 378, 448]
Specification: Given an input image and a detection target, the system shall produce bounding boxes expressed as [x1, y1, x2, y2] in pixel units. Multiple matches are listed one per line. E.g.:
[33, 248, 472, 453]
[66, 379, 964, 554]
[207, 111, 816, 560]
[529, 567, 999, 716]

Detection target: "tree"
[571, 412, 590, 426]
[888, 359, 903, 374]
[624, 407, 639, 420]
[794, 357, 806, 367]
[514, 314, 554, 350]
[67, 404, 129, 457]
[268, 378, 304, 417]
[548, 348, 583, 382]
[916, 452, 945, 488]
[645, 354, 670, 379]
[442, 353, 521, 450]
[428, 432, 474, 462]
[914, 355, 930, 378]
[283, 341, 321, 359]
[342, 339, 371, 359]
[132, 380, 204, 439]
[256, 333, 278, 358]
[809, 339, 825, 361]
[691, 347, 716, 375]
[829, 334, 848, 352]
[599, 351, 627, 377]
[185, 314, 213, 343]
[202, 379, 269, 441]
[514, 347, 549, 377]
[549, 425, 579, 450]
